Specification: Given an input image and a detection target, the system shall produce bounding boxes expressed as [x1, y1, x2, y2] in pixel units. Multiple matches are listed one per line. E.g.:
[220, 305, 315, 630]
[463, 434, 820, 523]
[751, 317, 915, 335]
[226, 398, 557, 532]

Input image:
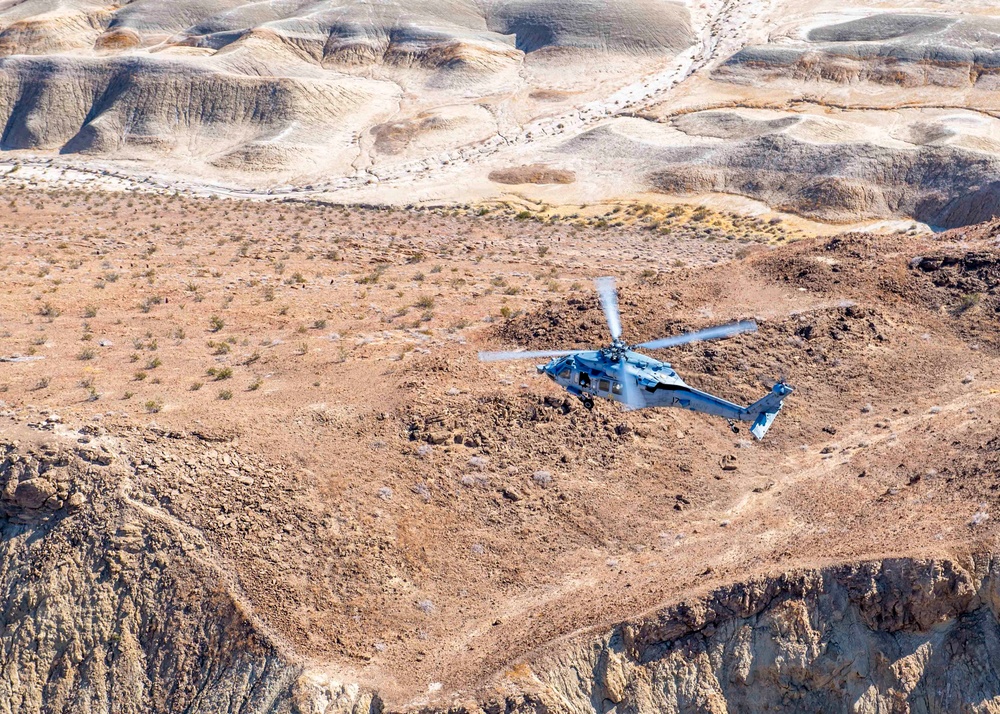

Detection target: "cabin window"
[612, 382, 622, 395]
[598, 379, 610, 392]
[558, 368, 571, 379]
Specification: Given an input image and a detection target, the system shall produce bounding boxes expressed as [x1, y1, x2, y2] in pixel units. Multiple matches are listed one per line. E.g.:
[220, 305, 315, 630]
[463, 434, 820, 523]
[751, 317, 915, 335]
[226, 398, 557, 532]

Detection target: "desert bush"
[959, 293, 982, 313]
[208, 340, 231, 355]
[38, 302, 60, 318]
[533, 470, 552, 487]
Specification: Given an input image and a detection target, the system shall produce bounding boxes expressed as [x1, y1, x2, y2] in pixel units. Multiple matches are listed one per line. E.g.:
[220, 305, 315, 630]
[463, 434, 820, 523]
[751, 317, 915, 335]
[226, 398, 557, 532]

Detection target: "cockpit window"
[558, 368, 571, 379]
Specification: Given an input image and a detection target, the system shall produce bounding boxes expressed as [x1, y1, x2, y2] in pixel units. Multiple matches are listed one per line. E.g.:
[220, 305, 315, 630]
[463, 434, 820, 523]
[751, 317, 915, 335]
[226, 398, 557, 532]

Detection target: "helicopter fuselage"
[539, 350, 760, 423]
[481, 276, 791, 439]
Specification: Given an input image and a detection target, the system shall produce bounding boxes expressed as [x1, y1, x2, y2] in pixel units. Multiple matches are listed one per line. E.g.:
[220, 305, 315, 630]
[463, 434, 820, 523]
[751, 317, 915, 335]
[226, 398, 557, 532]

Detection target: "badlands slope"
[0, 0, 691, 183]
[1, 1, 1000, 228]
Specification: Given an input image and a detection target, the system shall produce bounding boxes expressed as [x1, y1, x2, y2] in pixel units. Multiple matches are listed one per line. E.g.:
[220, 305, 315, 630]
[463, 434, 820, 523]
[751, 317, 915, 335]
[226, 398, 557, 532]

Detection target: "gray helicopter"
[479, 277, 792, 440]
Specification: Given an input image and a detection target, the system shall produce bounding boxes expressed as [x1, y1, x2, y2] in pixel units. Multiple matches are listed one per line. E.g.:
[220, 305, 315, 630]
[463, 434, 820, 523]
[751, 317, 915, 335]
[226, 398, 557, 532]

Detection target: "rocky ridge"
[6, 425, 1000, 713]
[0, 429, 369, 714]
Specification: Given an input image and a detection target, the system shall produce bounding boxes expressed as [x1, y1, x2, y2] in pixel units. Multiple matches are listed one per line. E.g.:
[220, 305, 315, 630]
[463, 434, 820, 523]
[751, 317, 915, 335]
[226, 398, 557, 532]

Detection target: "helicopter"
[479, 277, 793, 440]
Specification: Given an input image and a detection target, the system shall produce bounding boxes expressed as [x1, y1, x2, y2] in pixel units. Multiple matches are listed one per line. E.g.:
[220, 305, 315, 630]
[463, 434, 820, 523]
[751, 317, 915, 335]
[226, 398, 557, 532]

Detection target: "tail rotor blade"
[635, 320, 757, 351]
[478, 349, 584, 362]
[595, 276, 622, 341]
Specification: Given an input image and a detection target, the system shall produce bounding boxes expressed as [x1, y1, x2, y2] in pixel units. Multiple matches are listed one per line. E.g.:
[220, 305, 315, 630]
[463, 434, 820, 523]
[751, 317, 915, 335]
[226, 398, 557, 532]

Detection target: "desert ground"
[3, 0, 1000, 712]
[2, 180, 1000, 711]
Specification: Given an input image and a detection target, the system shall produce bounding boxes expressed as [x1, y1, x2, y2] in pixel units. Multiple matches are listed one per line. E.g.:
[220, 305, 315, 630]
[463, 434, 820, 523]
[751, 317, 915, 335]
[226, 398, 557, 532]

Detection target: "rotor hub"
[602, 338, 630, 362]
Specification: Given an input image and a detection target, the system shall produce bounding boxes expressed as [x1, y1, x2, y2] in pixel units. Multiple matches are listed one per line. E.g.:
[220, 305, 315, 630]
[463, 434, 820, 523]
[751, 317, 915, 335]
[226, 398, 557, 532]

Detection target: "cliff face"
[524, 557, 1000, 714]
[0, 437, 302, 714]
[8, 438, 1000, 713]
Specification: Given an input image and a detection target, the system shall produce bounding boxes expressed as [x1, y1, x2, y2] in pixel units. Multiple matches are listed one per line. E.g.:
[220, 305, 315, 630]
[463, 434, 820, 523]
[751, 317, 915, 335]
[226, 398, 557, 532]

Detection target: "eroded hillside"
[1, 1, 999, 229]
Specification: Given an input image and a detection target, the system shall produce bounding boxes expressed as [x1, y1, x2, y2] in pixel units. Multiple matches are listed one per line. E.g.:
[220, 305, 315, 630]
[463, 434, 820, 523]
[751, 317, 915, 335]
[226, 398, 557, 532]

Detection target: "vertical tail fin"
[746, 382, 794, 440]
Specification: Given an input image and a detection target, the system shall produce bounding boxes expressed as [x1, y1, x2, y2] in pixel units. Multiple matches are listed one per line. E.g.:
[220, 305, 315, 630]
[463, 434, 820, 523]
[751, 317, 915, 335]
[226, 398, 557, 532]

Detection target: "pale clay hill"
[1, 1, 1000, 228]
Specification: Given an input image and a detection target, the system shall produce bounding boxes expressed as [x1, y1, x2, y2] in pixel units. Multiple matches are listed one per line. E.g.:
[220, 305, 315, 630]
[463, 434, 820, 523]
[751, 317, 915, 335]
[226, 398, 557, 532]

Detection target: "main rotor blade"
[616, 358, 646, 411]
[478, 349, 584, 362]
[635, 320, 758, 350]
[595, 276, 622, 340]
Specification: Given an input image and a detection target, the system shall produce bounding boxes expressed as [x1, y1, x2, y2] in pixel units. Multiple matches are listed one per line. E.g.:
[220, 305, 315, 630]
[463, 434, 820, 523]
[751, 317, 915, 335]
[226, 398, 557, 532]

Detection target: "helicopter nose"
[536, 364, 545, 375]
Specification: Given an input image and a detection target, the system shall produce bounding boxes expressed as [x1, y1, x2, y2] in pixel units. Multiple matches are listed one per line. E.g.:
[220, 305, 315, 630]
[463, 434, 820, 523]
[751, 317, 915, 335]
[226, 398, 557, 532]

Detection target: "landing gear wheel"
[582, 398, 595, 410]
[728, 420, 740, 434]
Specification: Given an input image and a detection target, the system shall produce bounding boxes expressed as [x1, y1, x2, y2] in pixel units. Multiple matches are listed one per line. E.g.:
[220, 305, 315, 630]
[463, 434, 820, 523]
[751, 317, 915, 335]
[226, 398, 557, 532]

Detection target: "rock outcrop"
[648, 132, 1000, 229]
[0, 53, 392, 174]
[0, 438, 302, 713]
[525, 556, 1000, 714]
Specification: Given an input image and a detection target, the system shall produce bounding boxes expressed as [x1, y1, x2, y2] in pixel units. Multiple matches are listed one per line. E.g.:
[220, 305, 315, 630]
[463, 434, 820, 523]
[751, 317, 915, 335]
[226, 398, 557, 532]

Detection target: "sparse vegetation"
[959, 292, 982, 313]
[208, 366, 233, 380]
[38, 302, 60, 318]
